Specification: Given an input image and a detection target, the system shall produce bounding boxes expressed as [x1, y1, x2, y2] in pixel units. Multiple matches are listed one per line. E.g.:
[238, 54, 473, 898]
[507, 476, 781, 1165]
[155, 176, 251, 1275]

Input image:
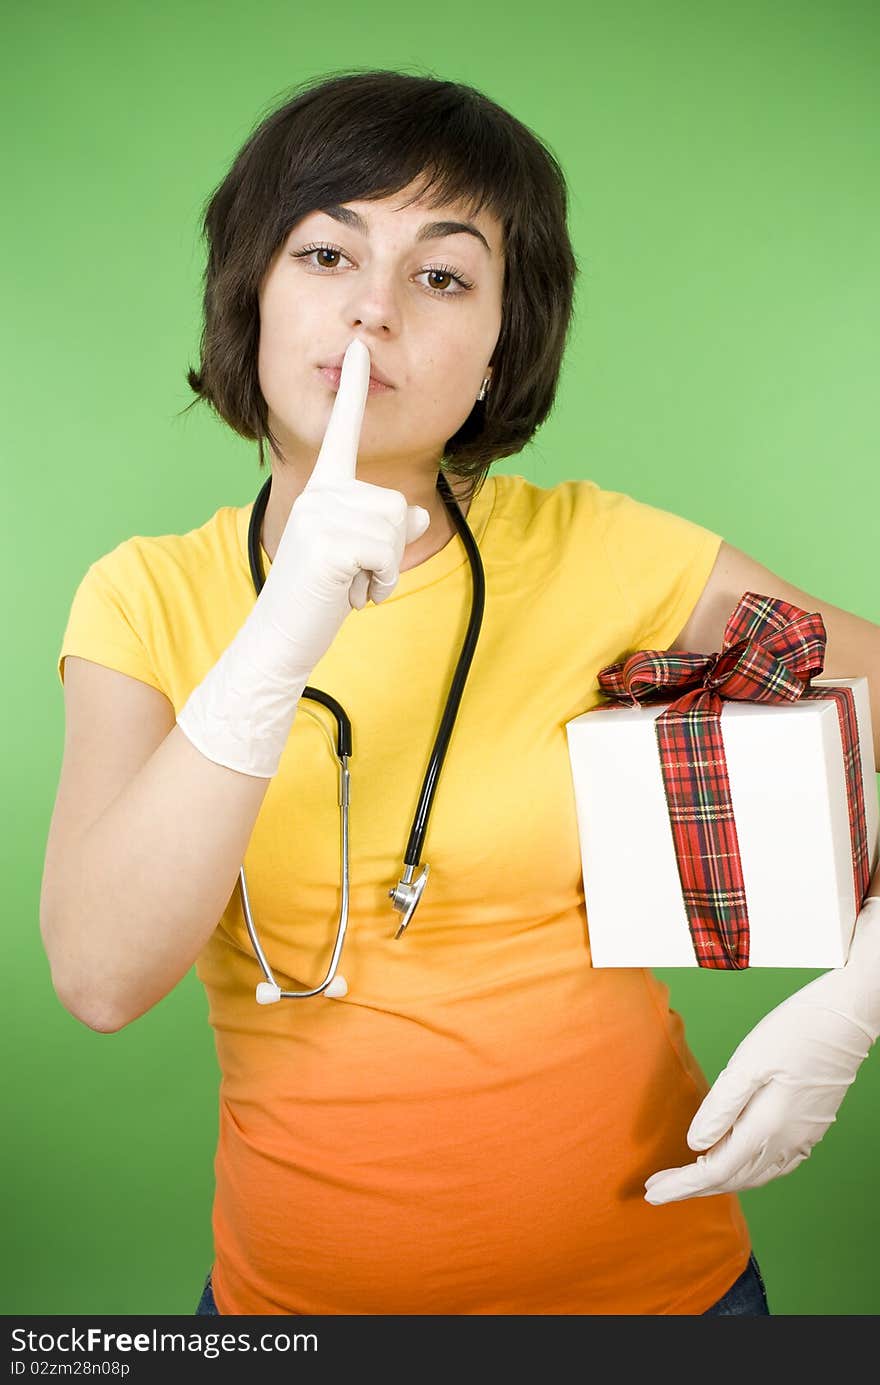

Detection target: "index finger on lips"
[306, 337, 370, 488]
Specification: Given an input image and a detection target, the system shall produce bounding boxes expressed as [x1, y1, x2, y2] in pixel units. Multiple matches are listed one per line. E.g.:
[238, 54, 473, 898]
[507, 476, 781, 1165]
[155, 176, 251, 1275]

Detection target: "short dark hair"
[181, 67, 580, 502]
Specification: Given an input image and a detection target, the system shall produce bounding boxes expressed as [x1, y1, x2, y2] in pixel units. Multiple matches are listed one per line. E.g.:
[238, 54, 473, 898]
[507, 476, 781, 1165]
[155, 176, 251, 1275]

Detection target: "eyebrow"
[318, 203, 492, 256]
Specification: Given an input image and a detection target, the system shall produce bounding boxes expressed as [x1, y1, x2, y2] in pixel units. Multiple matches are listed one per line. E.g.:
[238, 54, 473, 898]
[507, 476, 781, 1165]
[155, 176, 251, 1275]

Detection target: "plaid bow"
[596, 592, 872, 969]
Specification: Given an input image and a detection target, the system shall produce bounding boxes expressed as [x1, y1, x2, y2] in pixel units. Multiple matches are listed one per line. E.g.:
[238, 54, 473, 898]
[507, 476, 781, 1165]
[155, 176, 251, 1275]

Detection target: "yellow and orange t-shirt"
[57, 471, 751, 1314]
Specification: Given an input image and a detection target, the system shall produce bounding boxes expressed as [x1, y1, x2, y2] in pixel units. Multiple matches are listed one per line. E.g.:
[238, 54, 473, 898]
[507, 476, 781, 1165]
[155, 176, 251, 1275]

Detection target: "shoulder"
[668, 539, 864, 660]
[491, 472, 604, 530]
[494, 472, 706, 529]
[80, 504, 243, 592]
[58, 503, 249, 699]
[492, 473, 720, 558]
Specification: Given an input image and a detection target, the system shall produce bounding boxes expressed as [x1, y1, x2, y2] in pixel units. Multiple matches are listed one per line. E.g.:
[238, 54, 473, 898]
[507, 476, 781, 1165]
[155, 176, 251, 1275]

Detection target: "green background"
[5, 0, 878, 1315]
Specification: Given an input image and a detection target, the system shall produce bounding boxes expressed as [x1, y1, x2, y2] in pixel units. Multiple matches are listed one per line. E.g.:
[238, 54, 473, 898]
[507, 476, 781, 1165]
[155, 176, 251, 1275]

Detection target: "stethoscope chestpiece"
[389, 863, 430, 939]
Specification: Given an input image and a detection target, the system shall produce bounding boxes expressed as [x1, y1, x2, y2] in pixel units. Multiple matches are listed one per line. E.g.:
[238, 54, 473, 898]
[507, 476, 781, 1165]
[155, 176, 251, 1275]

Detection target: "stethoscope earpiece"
[255, 974, 348, 1004]
[255, 982, 282, 1005]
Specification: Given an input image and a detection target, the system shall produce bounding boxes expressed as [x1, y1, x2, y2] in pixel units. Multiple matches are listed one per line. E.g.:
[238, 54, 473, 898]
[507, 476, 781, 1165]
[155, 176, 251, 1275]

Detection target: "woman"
[46, 67, 877, 1315]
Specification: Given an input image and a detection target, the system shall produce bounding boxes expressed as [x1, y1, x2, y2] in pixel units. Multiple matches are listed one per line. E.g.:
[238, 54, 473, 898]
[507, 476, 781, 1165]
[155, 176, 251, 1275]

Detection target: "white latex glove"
[644, 894, 880, 1204]
[176, 336, 431, 778]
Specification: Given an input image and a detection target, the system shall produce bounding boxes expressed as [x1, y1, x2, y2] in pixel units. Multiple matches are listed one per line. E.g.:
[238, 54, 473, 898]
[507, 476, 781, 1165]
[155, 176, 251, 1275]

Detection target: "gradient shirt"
[57, 471, 751, 1314]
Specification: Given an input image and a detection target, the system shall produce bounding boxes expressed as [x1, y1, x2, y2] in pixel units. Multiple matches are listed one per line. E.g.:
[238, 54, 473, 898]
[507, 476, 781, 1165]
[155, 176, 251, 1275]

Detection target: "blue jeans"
[194, 1251, 770, 1315]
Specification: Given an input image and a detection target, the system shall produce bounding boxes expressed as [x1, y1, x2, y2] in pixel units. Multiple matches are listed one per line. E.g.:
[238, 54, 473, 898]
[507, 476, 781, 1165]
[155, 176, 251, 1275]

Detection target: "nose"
[344, 269, 403, 336]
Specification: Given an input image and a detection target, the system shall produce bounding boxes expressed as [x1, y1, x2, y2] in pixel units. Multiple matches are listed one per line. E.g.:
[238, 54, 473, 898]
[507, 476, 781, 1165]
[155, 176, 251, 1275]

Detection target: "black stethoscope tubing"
[246, 470, 485, 879]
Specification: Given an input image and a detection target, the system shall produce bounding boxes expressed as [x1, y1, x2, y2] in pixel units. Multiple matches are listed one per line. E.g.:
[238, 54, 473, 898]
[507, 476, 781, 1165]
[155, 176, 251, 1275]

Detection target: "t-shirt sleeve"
[56, 548, 166, 694]
[594, 485, 723, 654]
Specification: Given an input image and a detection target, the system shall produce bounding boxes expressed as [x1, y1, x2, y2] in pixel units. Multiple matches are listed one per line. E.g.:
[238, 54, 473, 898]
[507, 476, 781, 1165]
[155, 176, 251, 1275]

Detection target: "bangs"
[264, 71, 527, 246]
[235, 69, 543, 273]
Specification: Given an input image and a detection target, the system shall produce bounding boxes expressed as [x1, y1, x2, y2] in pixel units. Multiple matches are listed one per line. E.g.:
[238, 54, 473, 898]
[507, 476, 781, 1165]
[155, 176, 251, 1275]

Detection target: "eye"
[290, 242, 474, 298]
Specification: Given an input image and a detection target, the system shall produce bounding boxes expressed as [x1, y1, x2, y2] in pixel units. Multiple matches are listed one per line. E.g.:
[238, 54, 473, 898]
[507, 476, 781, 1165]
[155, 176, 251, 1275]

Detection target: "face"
[257, 181, 505, 478]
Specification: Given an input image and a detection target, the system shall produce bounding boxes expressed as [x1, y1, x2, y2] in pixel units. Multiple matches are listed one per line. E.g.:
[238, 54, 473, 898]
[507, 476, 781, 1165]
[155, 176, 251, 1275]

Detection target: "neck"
[259, 468, 473, 573]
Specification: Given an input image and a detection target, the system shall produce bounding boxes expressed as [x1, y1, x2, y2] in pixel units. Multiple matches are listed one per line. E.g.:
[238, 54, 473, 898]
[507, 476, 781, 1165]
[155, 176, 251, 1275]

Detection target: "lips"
[317, 351, 396, 388]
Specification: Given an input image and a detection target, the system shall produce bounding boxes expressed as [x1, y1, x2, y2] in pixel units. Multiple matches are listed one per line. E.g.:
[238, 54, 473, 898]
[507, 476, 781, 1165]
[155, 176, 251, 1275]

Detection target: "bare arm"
[40, 657, 272, 1032]
[671, 540, 880, 770]
[42, 342, 431, 1032]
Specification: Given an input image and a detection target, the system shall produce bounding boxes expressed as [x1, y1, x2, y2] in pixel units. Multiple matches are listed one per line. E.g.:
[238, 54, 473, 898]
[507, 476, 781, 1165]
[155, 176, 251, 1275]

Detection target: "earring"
[477, 375, 491, 402]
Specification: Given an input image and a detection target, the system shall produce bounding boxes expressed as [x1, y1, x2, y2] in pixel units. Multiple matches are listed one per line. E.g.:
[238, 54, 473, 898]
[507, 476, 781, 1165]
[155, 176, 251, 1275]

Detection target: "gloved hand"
[176, 336, 432, 779]
[644, 893, 880, 1204]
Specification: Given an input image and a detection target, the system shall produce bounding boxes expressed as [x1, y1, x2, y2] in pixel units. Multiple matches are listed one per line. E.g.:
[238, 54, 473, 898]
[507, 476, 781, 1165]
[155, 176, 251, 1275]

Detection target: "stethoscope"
[238, 470, 485, 1004]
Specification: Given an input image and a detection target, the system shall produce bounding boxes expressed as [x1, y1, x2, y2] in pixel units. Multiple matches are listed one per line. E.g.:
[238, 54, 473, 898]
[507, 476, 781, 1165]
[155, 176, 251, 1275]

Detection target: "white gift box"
[565, 677, 879, 968]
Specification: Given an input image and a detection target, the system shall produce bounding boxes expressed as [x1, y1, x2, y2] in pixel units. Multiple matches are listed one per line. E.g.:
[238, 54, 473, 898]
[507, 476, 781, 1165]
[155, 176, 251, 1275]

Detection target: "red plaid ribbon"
[596, 591, 871, 969]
